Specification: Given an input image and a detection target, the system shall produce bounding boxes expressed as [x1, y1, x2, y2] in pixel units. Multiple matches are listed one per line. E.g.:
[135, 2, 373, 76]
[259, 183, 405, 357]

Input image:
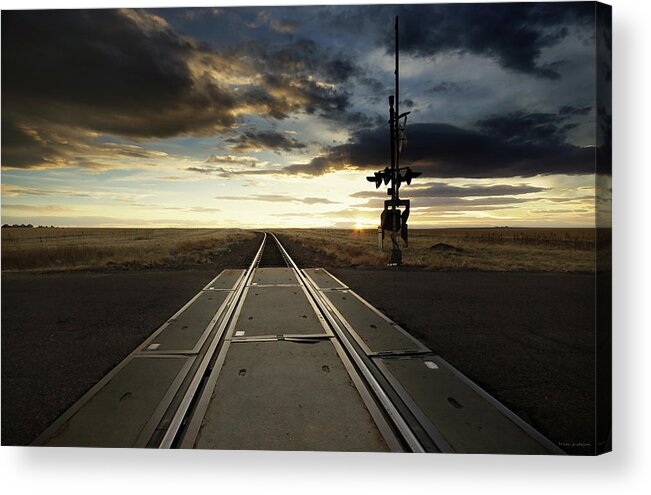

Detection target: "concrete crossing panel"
[323, 290, 426, 354]
[205, 269, 244, 290]
[232, 286, 327, 337]
[375, 355, 551, 454]
[41, 356, 192, 448]
[149, 291, 230, 352]
[191, 340, 389, 452]
[251, 267, 299, 285]
[303, 268, 347, 290]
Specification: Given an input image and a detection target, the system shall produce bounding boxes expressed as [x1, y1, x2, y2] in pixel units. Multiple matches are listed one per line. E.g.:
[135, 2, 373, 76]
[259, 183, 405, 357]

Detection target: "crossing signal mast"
[367, 16, 421, 265]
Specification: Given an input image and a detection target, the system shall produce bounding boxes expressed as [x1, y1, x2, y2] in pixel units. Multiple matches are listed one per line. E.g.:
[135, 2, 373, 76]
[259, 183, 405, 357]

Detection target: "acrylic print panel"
[1, 2, 611, 455]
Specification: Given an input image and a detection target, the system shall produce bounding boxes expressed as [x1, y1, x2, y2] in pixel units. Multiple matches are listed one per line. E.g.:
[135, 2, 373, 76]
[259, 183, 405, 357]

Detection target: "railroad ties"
[33, 233, 564, 454]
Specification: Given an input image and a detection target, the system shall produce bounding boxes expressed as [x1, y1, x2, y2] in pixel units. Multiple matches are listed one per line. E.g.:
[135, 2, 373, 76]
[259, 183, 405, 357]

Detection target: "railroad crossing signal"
[367, 167, 422, 190]
[365, 16, 421, 265]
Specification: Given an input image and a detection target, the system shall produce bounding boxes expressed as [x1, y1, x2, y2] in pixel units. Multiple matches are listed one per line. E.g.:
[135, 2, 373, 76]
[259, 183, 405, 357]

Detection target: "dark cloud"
[244, 10, 300, 34]
[351, 182, 545, 199]
[284, 107, 595, 178]
[476, 107, 591, 146]
[283, 156, 336, 176]
[216, 194, 338, 205]
[269, 18, 300, 34]
[186, 165, 227, 174]
[0, 121, 169, 170]
[1, 9, 369, 169]
[558, 105, 592, 117]
[186, 165, 283, 177]
[597, 106, 611, 176]
[226, 130, 307, 153]
[230, 38, 370, 125]
[427, 81, 464, 93]
[270, 196, 536, 221]
[252, 71, 359, 124]
[596, 4, 611, 177]
[389, 3, 594, 79]
[356, 196, 534, 211]
[0, 121, 51, 169]
[402, 99, 416, 109]
[2, 184, 92, 198]
[357, 76, 386, 93]
[323, 3, 592, 79]
[206, 155, 259, 166]
[2, 10, 240, 139]
[244, 38, 359, 84]
[2, 9, 250, 168]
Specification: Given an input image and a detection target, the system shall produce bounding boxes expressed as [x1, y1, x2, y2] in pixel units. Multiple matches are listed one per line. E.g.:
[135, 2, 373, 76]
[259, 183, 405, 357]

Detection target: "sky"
[1, 3, 611, 228]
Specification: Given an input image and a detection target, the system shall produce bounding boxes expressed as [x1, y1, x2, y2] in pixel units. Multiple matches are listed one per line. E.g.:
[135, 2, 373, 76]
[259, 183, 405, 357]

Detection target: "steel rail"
[269, 232, 426, 452]
[157, 232, 268, 448]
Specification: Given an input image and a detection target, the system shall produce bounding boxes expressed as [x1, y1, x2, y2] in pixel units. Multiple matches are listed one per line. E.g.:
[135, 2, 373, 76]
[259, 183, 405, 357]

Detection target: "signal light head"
[369, 167, 420, 189]
[402, 168, 422, 185]
[366, 171, 383, 188]
[383, 167, 391, 185]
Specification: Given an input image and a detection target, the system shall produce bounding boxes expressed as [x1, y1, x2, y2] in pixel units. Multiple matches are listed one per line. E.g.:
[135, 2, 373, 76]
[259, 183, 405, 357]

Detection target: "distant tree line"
[2, 224, 58, 228]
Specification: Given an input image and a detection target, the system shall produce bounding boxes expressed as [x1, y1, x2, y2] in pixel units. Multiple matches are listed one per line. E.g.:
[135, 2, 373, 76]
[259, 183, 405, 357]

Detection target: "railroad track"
[34, 233, 564, 453]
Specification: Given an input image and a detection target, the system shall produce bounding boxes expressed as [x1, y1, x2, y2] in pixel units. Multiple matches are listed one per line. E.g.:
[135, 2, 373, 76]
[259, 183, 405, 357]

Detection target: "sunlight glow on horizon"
[1, 168, 602, 229]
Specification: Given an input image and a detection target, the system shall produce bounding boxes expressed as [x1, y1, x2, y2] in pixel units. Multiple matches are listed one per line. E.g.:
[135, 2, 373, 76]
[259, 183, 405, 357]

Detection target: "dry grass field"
[277, 228, 609, 272]
[1, 228, 255, 271]
[2, 227, 610, 272]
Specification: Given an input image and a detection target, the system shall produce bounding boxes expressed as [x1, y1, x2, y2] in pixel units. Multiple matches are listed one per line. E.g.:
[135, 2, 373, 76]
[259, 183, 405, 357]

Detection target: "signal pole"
[394, 14, 400, 177]
[367, 15, 421, 265]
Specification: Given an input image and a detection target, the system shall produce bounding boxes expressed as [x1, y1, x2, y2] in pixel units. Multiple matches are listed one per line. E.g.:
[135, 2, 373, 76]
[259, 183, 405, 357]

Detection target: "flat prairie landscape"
[277, 227, 607, 272]
[2, 227, 606, 272]
[1, 227, 255, 271]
